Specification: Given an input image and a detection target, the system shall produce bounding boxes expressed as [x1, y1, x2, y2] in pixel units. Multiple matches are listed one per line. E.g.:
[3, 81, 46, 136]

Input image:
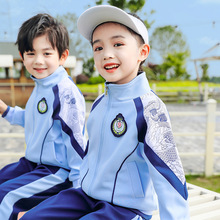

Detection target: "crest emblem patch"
[37, 98, 48, 114]
[111, 113, 127, 137]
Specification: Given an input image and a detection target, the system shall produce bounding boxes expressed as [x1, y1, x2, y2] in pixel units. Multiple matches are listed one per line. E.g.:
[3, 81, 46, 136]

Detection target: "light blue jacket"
[3, 66, 86, 187]
[81, 72, 189, 219]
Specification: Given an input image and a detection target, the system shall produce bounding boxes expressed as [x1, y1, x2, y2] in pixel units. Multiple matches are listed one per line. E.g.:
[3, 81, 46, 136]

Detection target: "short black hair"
[16, 13, 69, 58]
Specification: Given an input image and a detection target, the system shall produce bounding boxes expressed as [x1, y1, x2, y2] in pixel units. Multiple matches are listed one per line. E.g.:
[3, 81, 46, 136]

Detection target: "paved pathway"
[0, 102, 220, 174]
[166, 103, 220, 174]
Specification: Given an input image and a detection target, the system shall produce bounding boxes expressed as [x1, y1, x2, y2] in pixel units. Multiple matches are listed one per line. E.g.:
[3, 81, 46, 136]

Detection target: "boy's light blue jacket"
[3, 66, 86, 187]
[81, 72, 189, 219]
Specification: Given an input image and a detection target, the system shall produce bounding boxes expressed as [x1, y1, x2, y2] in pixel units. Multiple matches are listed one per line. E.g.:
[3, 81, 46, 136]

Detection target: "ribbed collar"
[31, 66, 67, 87]
[104, 72, 151, 101]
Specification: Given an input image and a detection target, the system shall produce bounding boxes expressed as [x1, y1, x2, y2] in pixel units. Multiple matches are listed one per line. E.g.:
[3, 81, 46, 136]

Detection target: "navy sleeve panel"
[134, 97, 147, 143]
[144, 142, 188, 200]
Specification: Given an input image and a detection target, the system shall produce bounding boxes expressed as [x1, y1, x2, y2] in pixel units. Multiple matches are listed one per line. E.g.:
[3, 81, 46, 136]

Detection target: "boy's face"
[92, 22, 149, 84]
[22, 34, 67, 79]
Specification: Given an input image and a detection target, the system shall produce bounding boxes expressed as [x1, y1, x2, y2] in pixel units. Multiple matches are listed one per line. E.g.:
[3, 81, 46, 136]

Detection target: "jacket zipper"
[88, 84, 110, 194]
[26, 86, 38, 159]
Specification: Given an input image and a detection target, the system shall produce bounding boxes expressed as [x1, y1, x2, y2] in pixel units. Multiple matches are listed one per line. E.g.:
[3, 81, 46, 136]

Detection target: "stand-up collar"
[105, 72, 151, 100]
[31, 66, 67, 87]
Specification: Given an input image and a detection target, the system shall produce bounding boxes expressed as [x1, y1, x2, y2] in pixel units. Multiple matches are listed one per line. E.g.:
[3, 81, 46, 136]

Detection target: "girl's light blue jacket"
[81, 72, 189, 219]
[3, 66, 86, 187]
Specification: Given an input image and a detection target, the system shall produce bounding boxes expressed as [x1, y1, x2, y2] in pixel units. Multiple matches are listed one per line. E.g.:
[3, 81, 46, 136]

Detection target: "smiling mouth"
[34, 68, 47, 72]
[104, 64, 119, 70]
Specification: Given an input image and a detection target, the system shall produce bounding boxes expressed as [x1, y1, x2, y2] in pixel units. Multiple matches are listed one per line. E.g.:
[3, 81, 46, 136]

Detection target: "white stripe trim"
[0, 168, 68, 219]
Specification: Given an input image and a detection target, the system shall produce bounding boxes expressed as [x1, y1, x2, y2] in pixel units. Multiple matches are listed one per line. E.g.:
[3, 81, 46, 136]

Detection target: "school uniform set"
[20, 5, 189, 220]
[0, 66, 86, 219]
[21, 72, 189, 220]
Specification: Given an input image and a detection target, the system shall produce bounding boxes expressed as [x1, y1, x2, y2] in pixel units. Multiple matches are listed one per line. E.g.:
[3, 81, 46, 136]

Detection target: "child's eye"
[94, 46, 103, 52]
[114, 43, 123, 47]
[44, 52, 52, 56]
[26, 52, 34, 56]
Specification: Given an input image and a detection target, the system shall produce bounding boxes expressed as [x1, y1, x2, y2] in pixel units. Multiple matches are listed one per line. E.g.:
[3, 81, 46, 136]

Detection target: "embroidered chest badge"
[37, 98, 48, 114]
[111, 113, 127, 137]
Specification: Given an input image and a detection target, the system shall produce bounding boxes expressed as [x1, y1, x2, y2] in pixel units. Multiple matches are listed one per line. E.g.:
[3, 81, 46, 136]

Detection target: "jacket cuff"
[72, 179, 80, 189]
[2, 106, 10, 118]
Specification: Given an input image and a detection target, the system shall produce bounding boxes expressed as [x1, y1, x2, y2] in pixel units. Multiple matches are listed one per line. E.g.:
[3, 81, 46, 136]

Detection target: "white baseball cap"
[77, 5, 149, 44]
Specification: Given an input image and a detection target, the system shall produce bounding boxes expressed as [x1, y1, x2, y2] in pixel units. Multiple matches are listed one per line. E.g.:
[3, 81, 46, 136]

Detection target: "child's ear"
[59, 49, 69, 65]
[139, 44, 150, 61]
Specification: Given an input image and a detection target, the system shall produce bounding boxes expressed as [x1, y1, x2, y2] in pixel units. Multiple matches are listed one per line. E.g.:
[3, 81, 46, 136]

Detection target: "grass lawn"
[77, 80, 220, 102]
[77, 83, 104, 93]
[149, 80, 220, 92]
[186, 175, 220, 193]
[77, 80, 220, 93]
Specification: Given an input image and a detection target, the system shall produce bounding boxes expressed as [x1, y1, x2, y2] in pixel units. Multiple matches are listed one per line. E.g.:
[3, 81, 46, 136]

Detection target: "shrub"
[87, 75, 105, 84]
[76, 74, 89, 84]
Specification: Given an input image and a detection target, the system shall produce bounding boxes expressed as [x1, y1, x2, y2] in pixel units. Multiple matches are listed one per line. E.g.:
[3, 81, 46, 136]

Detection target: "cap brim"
[77, 5, 148, 44]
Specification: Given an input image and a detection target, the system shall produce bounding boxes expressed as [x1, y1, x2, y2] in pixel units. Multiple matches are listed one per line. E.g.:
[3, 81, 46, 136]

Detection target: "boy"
[20, 5, 189, 220]
[0, 13, 86, 219]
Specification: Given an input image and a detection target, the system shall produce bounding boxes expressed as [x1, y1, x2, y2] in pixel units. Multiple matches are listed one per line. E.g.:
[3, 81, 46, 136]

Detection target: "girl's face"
[92, 22, 149, 84]
[22, 34, 68, 79]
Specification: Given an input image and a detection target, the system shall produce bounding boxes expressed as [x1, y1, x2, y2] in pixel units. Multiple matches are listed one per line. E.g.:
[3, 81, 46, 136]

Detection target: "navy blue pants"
[0, 157, 72, 220]
[21, 187, 152, 220]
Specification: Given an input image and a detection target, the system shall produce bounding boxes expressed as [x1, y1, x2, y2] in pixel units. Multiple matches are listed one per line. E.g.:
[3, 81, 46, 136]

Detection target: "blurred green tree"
[56, 13, 91, 59]
[95, 0, 155, 28]
[200, 63, 209, 81]
[83, 58, 95, 78]
[148, 25, 191, 80]
[161, 51, 190, 80]
[150, 25, 189, 59]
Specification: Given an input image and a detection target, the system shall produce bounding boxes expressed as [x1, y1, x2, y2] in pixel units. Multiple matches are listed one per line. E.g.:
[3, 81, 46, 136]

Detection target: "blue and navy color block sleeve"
[137, 93, 189, 219]
[52, 77, 86, 187]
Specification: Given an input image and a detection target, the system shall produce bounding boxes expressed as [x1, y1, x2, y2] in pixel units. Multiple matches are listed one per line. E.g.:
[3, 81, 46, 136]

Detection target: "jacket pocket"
[127, 161, 144, 198]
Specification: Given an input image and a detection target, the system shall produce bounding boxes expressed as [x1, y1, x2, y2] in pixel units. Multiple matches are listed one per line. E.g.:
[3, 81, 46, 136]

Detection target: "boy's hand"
[0, 99, 8, 115]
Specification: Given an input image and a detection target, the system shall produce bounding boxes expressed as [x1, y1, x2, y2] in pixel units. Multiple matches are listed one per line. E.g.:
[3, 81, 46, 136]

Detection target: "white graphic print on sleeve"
[141, 94, 185, 184]
[58, 79, 85, 147]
